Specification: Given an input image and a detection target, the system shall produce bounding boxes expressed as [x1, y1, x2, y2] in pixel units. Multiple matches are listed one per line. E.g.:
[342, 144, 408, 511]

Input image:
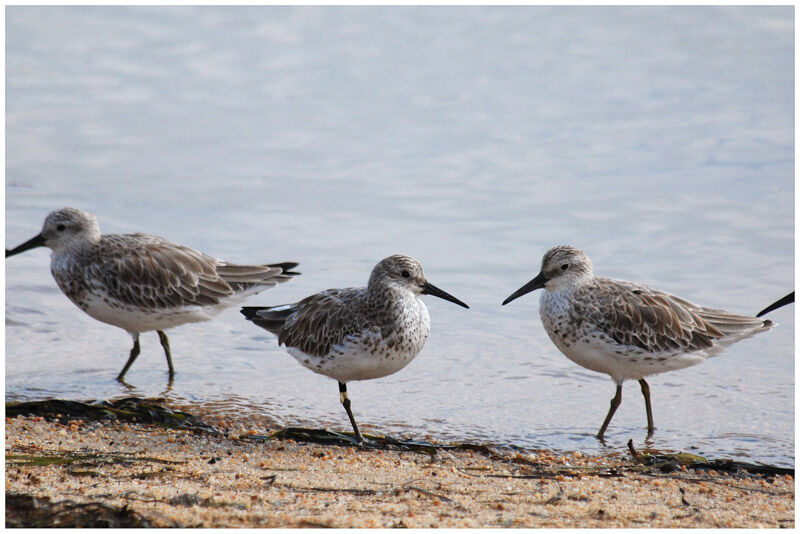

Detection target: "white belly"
[539, 291, 707, 384]
[546, 327, 706, 383]
[286, 298, 430, 382]
[78, 291, 221, 334]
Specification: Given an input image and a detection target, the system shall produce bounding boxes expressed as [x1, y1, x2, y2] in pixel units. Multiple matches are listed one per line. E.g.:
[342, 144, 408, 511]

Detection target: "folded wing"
[87, 234, 297, 310]
[242, 287, 367, 357]
[588, 278, 772, 354]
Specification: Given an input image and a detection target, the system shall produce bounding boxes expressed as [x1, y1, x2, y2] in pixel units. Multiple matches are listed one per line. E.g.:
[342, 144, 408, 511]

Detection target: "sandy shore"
[5, 415, 794, 528]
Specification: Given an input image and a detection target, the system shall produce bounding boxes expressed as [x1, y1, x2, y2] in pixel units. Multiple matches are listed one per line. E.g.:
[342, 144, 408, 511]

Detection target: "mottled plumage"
[503, 245, 773, 438]
[6, 207, 299, 381]
[242, 254, 469, 443]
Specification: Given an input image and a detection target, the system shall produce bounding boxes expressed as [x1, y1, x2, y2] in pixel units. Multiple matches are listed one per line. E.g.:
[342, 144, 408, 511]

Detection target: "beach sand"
[5, 415, 794, 528]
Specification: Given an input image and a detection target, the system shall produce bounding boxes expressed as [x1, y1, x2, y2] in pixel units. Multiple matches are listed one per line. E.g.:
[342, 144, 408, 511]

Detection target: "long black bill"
[421, 281, 469, 309]
[502, 271, 547, 305]
[6, 233, 46, 258]
[756, 291, 795, 317]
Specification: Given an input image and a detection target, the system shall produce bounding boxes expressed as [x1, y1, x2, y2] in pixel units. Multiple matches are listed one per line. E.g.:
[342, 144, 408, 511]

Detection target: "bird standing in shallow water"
[241, 254, 469, 444]
[502, 245, 773, 439]
[6, 207, 299, 382]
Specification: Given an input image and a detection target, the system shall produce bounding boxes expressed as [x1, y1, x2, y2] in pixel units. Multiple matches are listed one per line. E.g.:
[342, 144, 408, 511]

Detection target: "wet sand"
[5, 415, 794, 528]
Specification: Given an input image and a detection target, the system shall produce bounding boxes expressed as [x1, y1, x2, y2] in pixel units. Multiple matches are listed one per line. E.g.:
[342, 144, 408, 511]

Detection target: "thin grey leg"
[597, 384, 623, 439]
[338, 381, 364, 444]
[639, 378, 654, 435]
[117, 334, 141, 382]
[157, 330, 175, 378]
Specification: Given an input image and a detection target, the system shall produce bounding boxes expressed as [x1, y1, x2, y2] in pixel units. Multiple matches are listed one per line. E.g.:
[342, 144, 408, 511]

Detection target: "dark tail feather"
[756, 292, 794, 317]
[219, 262, 300, 293]
[268, 262, 301, 276]
[241, 305, 296, 336]
[241, 306, 268, 321]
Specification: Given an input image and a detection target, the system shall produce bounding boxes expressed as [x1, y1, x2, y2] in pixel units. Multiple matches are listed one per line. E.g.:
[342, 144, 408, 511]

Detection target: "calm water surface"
[6, 6, 794, 467]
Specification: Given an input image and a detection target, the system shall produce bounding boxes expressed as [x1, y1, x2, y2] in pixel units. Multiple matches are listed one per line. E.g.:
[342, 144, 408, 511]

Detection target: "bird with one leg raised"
[241, 254, 469, 444]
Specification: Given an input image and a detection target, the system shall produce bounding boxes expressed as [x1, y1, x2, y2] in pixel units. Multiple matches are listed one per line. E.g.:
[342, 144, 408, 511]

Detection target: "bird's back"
[242, 287, 369, 357]
[54, 232, 298, 313]
[243, 285, 433, 382]
[575, 277, 772, 355]
[539, 276, 772, 383]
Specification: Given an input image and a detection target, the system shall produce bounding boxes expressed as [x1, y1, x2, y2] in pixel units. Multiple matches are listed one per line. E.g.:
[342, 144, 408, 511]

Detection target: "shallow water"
[6, 6, 794, 467]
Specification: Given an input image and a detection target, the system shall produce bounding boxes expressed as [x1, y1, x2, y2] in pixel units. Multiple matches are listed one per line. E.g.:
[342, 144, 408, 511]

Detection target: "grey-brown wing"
[587, 278, 768, 354]
[276, 288, 368, 357]
[217, 261, 299, 292]
[86, 234, 235, 309]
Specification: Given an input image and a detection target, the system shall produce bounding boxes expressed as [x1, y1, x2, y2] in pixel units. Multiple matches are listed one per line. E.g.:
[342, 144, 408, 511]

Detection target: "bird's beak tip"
[502, 272, 547, 306]
[421, 281, 469, 309]
[6, 233, 46, 257]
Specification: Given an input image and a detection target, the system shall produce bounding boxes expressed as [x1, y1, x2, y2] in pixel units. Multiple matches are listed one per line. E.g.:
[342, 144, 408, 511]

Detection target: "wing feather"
[242, 288, 367, 357]
[87, 234, 297, 310]
[585, 278, 769, 354]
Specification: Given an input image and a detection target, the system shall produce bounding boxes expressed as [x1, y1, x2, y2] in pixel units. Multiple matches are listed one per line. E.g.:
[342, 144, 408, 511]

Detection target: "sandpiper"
[6, 207, 299, 381]
[502, 245, 773, 439]
[241, 254, 469, 443]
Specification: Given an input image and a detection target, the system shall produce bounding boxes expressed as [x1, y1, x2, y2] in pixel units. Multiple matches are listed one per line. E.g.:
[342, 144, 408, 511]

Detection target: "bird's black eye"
[401, 270, 410, 279]
[561, 264, 569, 270]
[57, 224, 66, 232]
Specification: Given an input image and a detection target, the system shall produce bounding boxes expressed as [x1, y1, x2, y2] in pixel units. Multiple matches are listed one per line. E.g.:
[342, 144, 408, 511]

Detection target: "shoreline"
[5, 408, 794, 528]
